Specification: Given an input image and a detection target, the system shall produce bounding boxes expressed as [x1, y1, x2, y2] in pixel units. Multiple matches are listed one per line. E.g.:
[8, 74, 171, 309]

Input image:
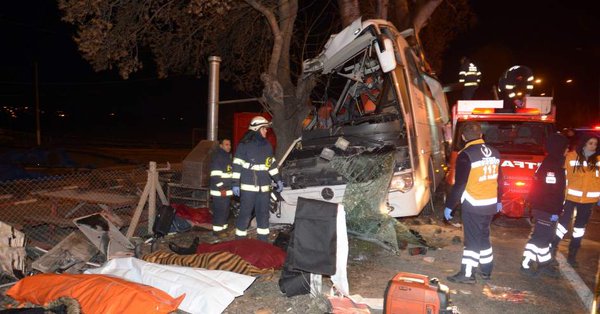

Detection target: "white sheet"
[85, 257, 255, 314]
[331, 205, 350, 296]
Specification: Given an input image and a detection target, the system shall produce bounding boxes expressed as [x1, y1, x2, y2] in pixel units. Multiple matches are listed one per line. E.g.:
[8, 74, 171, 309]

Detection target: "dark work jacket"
[232, 132, 281, 192]
[527, 156, 566, 214]
[209, 147, 233, 196]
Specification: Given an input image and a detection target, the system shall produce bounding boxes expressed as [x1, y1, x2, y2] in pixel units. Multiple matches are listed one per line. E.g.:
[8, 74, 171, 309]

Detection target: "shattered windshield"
[306, 43, 400, 130]
[454, 121, 554, 155]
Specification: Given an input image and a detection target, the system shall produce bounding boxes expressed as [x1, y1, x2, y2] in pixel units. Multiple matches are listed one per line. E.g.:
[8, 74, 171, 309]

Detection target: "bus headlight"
[390, 171, 413, 193]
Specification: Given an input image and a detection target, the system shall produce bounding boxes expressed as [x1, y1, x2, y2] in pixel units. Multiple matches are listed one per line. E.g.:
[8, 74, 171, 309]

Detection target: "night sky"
[0, 0, 598, 147]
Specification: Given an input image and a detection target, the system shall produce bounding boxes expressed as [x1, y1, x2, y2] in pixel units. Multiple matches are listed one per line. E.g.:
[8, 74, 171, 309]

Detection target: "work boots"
[548, 244, 559, 266]
[519, 259, 538, 278]
[567, 247, 579, 268]
[538, 262, 560, 278]
[447, 265, 476, 284]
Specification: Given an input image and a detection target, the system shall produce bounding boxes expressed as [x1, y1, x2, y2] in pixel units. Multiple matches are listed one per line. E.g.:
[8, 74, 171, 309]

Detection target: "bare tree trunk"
[390, 0, 410, 31]
[247, 0, 307, 159]
[245, 0, 283, 77]
[413, 0, 443, 35]
[377, 0, 389, 20]
[338, 0, 360, 27]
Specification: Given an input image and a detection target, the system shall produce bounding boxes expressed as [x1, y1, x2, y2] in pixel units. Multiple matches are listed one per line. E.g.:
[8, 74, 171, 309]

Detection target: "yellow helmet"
[249, 116, 271, 131]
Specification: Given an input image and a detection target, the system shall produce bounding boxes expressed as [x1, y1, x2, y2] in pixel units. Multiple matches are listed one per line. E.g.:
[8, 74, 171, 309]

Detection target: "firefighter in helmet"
[232, 116, 283, 242]
[498, 65, 534, 112]
[458, 57, 481, 100]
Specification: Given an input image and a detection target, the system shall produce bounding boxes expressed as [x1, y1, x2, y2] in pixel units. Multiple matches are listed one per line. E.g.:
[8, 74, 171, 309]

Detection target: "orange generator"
[384, 272, 456, 314]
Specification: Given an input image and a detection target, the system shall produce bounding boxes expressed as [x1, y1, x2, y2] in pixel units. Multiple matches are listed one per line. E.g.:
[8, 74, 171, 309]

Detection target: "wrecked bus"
[447, 98, 556, 218]
[270, 19, 450, 224]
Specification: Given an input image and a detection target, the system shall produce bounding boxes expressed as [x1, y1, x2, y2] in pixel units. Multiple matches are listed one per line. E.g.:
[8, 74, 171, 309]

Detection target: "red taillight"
[515, 181, 526, 187]
[472, 108, 495, 114]
[594, 125, 600, 130]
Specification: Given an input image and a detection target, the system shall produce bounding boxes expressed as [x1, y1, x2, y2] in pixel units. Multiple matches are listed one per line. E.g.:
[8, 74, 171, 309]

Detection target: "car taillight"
[515, 181, 526, 187]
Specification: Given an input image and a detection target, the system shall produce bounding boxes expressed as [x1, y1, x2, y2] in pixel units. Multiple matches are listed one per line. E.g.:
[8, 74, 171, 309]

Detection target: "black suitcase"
[152, 204, 176, 238]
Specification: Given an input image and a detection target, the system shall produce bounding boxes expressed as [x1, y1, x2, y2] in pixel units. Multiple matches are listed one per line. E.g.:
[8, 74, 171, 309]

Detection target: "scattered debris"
[73, 212, 134, 260]
[451, 236, 462, 245]
[458, 289, 472, 295]
[31, 231, 98, 274]
[423, 257, 435, 263]
[328, 296, 371, 313]
[482, 284, 536, 303]
[408, 247, 427, 256]
[0, 221, 26, 279]
[348, 294, 383, 310]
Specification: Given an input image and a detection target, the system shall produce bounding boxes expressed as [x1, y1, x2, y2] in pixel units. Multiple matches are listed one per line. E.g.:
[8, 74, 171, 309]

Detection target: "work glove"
[550, 214, 559, 222]
[444, 207, 453, 221]
[276, 180, 284, 193]
[219, 188, 227, 197]
[496, 203, 503, 213]
[232, 186, 240, 197]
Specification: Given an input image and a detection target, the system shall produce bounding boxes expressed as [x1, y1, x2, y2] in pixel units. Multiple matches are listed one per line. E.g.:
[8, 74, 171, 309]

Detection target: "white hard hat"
[249, 116, 271, 131]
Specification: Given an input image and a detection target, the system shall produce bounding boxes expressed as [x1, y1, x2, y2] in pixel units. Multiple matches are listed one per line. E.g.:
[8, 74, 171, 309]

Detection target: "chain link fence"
[0, 164, 183, 249]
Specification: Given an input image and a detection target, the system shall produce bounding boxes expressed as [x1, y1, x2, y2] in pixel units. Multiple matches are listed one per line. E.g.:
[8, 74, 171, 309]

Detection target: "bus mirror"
[375, 37, 396, 73]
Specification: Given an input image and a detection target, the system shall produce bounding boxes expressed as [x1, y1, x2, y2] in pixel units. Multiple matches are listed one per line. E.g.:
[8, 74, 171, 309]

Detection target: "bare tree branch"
[245, 0, 283, 77]
[337, 0, 360, 27]
[377, 0, 389, 20]
[413, 0, 443, 35]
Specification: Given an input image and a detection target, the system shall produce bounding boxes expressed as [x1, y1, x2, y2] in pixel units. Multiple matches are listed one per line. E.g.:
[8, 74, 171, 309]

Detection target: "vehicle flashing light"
[472, 108, 495, 114]
[515, 108, 541, 114]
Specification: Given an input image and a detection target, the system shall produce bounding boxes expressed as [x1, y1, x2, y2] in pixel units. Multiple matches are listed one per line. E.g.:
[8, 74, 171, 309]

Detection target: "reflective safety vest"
[232, 133, 282, 192]
[460, 139, 500, 211]
[564, 151, 600, 204]
[209, 147, 233, 197]
[459, 62, 481, 87]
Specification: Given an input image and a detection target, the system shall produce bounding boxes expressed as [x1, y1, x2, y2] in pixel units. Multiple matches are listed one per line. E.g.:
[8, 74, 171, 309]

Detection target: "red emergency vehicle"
[446, 97, 556, 218]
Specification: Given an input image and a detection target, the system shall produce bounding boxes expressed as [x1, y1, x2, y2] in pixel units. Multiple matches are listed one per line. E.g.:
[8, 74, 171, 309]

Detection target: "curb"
[557, 252, 593, 311]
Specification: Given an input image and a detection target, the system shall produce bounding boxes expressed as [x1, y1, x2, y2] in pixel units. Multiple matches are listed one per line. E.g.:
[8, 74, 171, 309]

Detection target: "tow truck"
[446, 97, 556, 218]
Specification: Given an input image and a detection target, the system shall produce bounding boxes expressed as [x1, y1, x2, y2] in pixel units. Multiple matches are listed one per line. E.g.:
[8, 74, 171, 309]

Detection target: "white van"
[270, 19, 450, 224]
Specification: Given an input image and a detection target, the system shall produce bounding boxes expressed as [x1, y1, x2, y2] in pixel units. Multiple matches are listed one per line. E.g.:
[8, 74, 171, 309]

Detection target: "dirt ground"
[1, 146, 595, 313]
[136, 214, 588, 314]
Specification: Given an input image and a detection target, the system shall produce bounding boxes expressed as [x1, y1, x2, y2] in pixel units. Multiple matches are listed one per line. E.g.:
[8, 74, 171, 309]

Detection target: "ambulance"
[269, 18, 451, 224]
[447, 97, 556, 218]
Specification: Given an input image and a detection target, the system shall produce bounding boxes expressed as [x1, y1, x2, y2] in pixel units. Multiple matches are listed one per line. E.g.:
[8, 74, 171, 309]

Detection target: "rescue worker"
[551, 135, 600, 267]
[458, 57, 481, 100]
[498, 65, 534, 112]
[520, 133, 569, 277]
[231, 116, 283, 242]
[209, 138, 233, 236]
[444, 121, 501, 284]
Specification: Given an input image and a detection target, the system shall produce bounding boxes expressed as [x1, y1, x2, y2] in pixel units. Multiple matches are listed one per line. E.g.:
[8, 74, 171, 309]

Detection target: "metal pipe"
[207, 56, 221, 141]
